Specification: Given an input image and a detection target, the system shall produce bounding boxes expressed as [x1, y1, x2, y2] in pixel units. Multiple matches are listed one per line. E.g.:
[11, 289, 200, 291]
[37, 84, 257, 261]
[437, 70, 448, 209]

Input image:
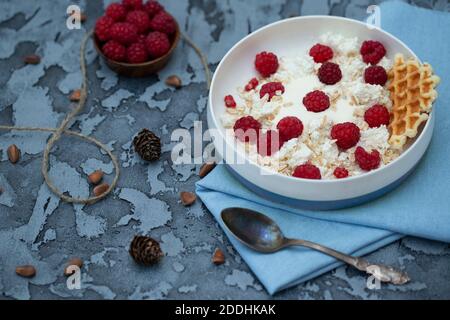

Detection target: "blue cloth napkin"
[196, 1, 450, 295]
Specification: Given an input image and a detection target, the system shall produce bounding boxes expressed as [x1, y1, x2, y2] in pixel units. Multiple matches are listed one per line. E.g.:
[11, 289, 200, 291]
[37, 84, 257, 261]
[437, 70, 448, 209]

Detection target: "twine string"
[0, 30, 211, 205]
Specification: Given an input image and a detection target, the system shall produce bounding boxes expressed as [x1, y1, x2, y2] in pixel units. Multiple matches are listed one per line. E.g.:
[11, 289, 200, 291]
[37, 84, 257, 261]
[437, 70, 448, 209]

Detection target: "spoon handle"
[284, 238, 410, 285]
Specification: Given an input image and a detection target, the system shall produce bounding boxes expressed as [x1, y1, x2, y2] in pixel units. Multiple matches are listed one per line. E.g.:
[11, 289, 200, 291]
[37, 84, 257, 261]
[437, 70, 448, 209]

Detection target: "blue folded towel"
[196, 1, 450, 295]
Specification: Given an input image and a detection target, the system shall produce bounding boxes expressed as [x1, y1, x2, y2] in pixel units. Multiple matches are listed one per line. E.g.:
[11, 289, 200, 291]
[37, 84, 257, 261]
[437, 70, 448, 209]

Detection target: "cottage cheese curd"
[221, 34, 400, 179]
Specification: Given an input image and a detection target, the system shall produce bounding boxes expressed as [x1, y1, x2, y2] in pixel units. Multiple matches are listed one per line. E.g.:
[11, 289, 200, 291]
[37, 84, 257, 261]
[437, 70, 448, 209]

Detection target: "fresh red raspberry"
[259, 82, 285, 101]
[254, 51, 279, 78]
[277, 116, 303, 142]
[126, 43, 148, 63]
[137, 34, 147, 46]
[331, 122, 360, 150]
[144, 0, 164, 18]
[109, 22, 138, 45]
[95, 15, 114, 42]
[126, 10, 151, 34]
[257, 130, 282, 156]
[318, 62, 342, 85]
[293, 163, 321, 180]
[333, 167, 349, 179]
[122, 0, 143, 10]
[145, 31, 171, 58]
[364, 104, 390, 128]
[360, 40, 386, 65]
[224, 95, 236, 108]
[150, 11, 177, 35]
[303, 90, 330, 113]
[233, 116, 261, 143]
[105, 3, 127, 22]
[245, 78, 259, 91]
[309, 44, 333, 63]
[102, 40, 126, 62]
[364, 66, 388, 86]
[355, 147, 381, 171]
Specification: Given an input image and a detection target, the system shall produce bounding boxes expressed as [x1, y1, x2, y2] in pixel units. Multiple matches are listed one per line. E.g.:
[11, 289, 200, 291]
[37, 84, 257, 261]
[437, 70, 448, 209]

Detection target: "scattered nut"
[88, 170, 104, 185]
[93, 183, 109, 197]
[24, 54, 41, 65]
[7, 144, 20, 164]
[0, 187, 4, 195]
[80, 13, 87, 23]
[212, 248, 225, 265]
[70, 89, 82, 102]
[199, 162, 216, 178]
[15, 265, 36, 278]
[64, 257, 83, 276]
[180, 191, 196, 206]
[165, 75, 182, 89]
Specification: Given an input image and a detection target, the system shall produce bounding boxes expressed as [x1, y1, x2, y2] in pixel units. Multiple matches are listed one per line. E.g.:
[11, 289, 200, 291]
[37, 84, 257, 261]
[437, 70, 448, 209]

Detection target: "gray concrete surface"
[0, 0, 449, 300]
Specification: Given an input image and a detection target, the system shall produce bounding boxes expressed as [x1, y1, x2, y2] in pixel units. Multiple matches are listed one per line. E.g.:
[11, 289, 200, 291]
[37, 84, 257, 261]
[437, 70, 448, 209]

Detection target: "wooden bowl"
[93, 21, 180, 77]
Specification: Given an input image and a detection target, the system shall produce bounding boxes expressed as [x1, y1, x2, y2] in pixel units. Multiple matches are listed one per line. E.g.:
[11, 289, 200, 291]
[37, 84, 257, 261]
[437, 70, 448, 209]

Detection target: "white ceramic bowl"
[207, 16, 434, 210]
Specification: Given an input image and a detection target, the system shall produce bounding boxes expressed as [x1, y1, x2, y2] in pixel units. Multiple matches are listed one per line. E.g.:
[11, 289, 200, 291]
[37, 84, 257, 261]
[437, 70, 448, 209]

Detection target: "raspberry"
[109, 22, 138, 45]
[364, 104, 390, 128]
[126, 10, 151, 34]
[144, 0, 164, 18]
[145, 31, 171, 58]
[105, 3, 127, 22]
[126, 43, 148, 63]
[122, 0, 143, 10]
[245, 78, 259, 91]
[360, 40, 386, 65]
[233, 116, 261, 143]
[277, 116, 303, 142]
[318, 62, 342, 85]
[150, 11, 177, 35]
[254, 52, 279, 78]
[355, 147, 381, 171]
[102, 40, 126, 62]
[331, 122, 360, 150]
[224, 95, 236, 108]
[364, 66, 388, 86]
[309, 44, 333, 63]
[293, 163, 321, 180]
[257, 130, 282, 157]
[259, 82, 285, 101]
[303, 90, 330, 113]
[95, 15, 114, 42]
[137, 34, 147, 46]
[333, 167, 349, 179]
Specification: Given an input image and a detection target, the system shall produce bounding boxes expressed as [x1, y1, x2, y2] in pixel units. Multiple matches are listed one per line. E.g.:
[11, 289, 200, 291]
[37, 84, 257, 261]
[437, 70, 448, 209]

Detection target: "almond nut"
[70, 89, 82, 102]
[16, 265, 36, 278]
[180, 191, 196, 206]
[80, 13, 87, 22]
[88, 170, 104, 185]
[199, 162, 216, 178]
[24, 54, 41, 65]
[7, 144, 20, 164]
[165, 75, 182, 89]
[212, 248, 225, 265]
[93, 183, 109, 197]
[64, 257, 83, 276]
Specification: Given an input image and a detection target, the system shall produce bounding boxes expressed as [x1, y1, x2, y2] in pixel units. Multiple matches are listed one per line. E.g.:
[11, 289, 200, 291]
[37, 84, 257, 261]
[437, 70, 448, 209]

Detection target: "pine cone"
[133, 129, 161, 161]
[129, 235, 163, 266]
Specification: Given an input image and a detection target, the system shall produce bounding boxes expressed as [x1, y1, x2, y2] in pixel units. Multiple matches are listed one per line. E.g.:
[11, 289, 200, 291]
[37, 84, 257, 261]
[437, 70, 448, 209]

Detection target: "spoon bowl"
[221, 207, 286, 253]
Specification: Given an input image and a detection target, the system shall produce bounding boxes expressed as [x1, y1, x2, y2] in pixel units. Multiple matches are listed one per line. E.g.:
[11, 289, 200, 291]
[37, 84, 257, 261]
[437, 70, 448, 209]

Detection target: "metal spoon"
[221, 207, 410, 285]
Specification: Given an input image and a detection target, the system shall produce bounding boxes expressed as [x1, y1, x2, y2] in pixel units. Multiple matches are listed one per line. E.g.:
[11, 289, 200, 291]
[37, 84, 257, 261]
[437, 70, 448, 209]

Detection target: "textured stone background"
[0, 0, 449, 300]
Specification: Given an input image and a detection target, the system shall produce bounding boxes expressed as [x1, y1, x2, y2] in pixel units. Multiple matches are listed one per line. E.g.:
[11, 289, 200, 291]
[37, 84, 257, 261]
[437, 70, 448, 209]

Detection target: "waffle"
[387, 54, 440, 149]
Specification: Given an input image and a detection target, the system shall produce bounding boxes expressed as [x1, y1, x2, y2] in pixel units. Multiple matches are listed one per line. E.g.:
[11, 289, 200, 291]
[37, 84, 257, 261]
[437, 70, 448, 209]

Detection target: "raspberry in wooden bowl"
[93, 0, 180, 77]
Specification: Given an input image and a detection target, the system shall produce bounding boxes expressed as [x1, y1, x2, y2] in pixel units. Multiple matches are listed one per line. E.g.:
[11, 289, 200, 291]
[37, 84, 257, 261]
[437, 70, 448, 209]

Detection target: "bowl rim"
[208, 15, 434, 184]
[93, 19, 180, 67]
